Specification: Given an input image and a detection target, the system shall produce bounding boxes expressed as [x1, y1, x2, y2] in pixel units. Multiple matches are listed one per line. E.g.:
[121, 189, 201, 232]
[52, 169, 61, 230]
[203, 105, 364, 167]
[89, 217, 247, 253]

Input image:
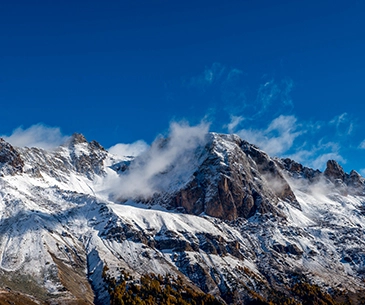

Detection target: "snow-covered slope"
[0, 133, 364, 304]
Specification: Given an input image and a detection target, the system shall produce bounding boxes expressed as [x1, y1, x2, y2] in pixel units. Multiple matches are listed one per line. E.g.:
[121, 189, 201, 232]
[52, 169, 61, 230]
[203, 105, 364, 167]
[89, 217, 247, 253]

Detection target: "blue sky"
[1, 0, 365, 174]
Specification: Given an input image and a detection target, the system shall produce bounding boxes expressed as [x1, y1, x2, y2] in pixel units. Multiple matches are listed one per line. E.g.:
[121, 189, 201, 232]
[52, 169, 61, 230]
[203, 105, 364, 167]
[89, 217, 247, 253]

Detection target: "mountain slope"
[0, 133, 364, 304]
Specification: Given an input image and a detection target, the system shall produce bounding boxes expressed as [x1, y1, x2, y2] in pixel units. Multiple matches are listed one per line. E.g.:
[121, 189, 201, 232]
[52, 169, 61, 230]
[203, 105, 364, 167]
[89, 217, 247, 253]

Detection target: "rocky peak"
[89, 140, 106, 151]
[324, 160, 346, 184]
[162, 134, 300, 220]
[0, 138, 24, 175]
[279, 158, 321, 182]
[346, 170, 365, 194]
[69, 132, 87, 145]
[62, 133, 108, 179]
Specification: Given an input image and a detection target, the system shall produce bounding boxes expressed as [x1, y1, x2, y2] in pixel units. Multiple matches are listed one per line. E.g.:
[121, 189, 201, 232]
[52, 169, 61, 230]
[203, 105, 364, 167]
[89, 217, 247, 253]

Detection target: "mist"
[108, 140, 148, 157]
[109, 121, 210, 200]
[1, 124, 70, 150]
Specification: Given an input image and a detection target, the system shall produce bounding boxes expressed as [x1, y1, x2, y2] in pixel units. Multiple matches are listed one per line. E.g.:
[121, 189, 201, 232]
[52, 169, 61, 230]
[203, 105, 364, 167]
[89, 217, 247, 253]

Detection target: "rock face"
[67, 133, 108, 178]
[324, 159, 346, 184]
[323, 160, 365, 194]
[0, 139, 24, 175]
[347, 170, 365, 190]
[279, 158, 321, 181]
[157, 134, 299, 220]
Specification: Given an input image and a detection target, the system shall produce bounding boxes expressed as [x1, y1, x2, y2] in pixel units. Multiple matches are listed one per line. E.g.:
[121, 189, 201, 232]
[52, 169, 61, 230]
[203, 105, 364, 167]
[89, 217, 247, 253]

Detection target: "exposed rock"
[240, 142, 300, 210]
[323, 160, 365, 195]
[162, 134, 302, 220]
[69, 132, 88, 145]
[346, 170, 365, 194]
[0, 139, 24, 175]
[67, 133, 108, 178]
[324, 160, 346, 184]
[279, 158, 321, 182]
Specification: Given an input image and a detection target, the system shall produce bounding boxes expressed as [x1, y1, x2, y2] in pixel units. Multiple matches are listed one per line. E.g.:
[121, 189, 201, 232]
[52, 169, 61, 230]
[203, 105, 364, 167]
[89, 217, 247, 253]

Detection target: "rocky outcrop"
[324, 160, 365, 194]
[241, 143, 299, 209]
[324, 160, 346, 184]
[272, 243, 303, 256]
[166, 134, 300, 220]
[279, 158, 321, 182]
[347, 170, 365, 193]
[67, 133, 108, 179]
[0, 139, 24, 175]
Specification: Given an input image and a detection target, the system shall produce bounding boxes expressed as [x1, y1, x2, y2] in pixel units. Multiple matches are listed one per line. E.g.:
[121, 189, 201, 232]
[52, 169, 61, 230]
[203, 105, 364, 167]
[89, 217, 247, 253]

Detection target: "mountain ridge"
[0, 132, 364, 304]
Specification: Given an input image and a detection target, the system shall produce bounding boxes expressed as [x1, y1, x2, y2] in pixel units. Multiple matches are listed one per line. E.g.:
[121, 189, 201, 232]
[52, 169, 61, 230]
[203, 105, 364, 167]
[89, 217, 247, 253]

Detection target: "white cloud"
[2, 124, 69, 150]
[286, 140, 345, 171]
[187, 63, 226, 89]
[330, 112, 348, 127]
[255, 79, 280, 114]
[108, 140, 148, 157]
[110, 121, 210, 200]
[360, 169, 365, 176]
[230, 114, 347, 170]
[329, 112, 354, 135]
[359, 140, 365, 149]
[309, 152, 346, 171]
[225, 115, 244, 133]
[236, 115, 302, 156]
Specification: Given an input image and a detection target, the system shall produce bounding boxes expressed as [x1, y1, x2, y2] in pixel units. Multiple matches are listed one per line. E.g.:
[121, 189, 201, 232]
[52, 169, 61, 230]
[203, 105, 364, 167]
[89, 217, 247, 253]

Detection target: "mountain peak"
[0, 138, 24, 175]
[324, 159, 346, 183]
[69, 132, 88, 145]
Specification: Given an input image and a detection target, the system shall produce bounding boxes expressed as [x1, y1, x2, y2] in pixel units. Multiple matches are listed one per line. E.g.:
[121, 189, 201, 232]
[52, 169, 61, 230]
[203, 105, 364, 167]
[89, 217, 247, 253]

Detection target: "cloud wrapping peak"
[2, 124, 70, 150]
[108, 140, 148, 157]
[236, 115, 301, 156]
[111, 121, 210, 200]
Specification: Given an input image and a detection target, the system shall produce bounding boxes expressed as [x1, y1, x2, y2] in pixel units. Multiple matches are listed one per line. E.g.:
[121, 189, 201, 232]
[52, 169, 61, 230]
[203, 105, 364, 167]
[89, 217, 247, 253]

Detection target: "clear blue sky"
[1, 0, 365, 173]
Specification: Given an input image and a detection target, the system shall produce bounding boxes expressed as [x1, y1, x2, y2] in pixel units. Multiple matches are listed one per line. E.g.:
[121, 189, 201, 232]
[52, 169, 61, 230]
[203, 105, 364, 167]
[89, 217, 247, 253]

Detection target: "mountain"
[0, 133, 364, 304]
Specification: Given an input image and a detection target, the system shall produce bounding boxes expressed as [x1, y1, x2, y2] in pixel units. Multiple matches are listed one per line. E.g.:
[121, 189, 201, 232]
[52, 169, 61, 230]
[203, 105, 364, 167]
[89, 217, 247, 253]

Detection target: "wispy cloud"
[186, 62, 226, 90]
[1, 124, 70, 149]
[236, 115, 302, 156]
[251, 77, 294, 119]
[185, 63, 296, 136]
[255, 79, 280, 115]
[227, 114, 347, 170]
[329, 112, 354, 136]
[225, 115, 244, 133]
[108, 140, 148, 157]
[110, 121, 210, 200]
[289, 146, 345, 171]
[172, 63, 361, 173]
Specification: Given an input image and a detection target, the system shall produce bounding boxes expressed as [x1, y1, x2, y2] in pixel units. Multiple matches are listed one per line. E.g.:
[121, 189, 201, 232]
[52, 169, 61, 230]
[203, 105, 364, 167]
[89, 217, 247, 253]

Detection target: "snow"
[0, 133, 364, 301]
[109, 202, 224, 237]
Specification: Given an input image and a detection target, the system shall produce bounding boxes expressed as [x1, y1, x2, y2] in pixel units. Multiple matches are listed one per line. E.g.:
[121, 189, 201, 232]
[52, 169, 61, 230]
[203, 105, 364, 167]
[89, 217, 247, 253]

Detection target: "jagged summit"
[65, 132, 105, 150]
[155, 132, 300, 220]
[70, 132, 88, 144]
[322, 159, 365, 195]
[324, 159, 346, 183]
[0, 132, 364, 304]
[0, 138, 24, 175]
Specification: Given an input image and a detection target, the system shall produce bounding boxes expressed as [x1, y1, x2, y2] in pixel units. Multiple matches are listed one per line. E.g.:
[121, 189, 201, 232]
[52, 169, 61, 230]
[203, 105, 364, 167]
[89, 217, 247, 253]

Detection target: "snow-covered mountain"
[0, 133, 364, 304]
